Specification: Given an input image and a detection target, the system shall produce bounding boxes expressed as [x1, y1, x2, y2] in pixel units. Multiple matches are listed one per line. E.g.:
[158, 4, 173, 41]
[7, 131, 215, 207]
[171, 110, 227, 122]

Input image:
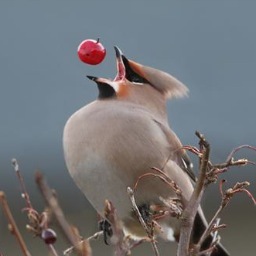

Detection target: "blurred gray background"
[1, 1, 255, 255]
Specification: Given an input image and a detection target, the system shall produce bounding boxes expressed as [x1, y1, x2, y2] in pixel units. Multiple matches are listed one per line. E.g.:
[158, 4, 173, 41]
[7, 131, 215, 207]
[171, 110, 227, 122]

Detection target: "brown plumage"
[63, 46, 229, 255]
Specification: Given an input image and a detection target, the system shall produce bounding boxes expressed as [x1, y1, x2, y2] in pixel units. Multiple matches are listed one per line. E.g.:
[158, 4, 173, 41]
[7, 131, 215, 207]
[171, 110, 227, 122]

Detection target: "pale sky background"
[0, 1, 256, 255]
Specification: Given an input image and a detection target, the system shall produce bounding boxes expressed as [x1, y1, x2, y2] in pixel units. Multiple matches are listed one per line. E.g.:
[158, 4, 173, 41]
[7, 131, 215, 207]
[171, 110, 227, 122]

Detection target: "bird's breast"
[63, 101, 174, 219]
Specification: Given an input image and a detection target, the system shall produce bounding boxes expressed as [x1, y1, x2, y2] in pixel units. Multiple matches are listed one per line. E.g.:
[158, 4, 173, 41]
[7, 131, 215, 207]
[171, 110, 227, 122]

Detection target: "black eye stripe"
[122, 56, 149, 84]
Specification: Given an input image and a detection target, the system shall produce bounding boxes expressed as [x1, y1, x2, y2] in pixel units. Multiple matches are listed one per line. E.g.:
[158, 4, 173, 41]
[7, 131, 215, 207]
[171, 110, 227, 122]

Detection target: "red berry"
[77, 38, 106, 65]
[41, 228, 57, 244]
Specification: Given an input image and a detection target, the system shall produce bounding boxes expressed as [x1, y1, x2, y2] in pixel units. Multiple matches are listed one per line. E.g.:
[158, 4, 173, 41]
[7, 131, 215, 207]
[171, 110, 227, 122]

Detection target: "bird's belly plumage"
[63, 101, 190, 238]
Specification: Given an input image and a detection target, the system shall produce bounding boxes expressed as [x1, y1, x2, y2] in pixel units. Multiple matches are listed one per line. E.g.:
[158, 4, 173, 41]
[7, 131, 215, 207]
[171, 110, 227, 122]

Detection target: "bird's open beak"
[87, 46, 126, 85]
[87, 45, 146, 87]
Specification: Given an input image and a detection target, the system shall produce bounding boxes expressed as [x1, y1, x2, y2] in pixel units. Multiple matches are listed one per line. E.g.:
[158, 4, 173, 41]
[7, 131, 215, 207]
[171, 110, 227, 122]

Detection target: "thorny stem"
[127, 187, 160, 256]
[0, 191, 32, 256]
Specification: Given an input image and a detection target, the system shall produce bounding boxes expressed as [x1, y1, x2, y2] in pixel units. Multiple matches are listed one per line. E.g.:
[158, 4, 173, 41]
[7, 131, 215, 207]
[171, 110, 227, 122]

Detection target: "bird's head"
[87, 46, 188, 120]
[87, 46, 188, 100]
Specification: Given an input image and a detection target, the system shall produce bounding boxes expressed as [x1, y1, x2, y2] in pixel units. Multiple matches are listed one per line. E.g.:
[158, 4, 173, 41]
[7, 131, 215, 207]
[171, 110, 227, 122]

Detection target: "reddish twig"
[133, 168, 181, 196]
[182, 145, 201, 156]
[219, 179, 226, 198]
[226, 145, 256, 163]
[225, 182, 256, 205]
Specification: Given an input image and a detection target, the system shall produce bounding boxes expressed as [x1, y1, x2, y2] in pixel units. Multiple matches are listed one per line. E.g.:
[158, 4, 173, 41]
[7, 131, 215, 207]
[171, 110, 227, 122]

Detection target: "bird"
[63, 46, 229, 255]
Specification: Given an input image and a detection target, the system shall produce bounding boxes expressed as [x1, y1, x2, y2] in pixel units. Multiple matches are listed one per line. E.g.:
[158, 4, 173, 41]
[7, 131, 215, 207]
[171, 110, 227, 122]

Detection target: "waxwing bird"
[63, 47, 229, 256]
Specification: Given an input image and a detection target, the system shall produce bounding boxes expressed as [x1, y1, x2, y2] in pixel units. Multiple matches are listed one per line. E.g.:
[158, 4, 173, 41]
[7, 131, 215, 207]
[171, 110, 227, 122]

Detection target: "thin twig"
[0, 191, 32, 256]
[12, 158, 33, 209]
[133, 170, 181, 196]
[211, 218, 221, 242]
[48, 244, 59, 256]
[64, 239, 93, 256]
[127, 187, 160, 256]
[196, 203, 225, 250]
[87, 231, 104, 241]
[212, 158, 253, 170]
[64, 230, 103, 255]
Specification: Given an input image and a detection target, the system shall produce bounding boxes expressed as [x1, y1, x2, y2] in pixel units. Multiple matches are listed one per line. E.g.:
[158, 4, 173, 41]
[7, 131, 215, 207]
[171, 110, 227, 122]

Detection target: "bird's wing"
[153, 119, 196, 182]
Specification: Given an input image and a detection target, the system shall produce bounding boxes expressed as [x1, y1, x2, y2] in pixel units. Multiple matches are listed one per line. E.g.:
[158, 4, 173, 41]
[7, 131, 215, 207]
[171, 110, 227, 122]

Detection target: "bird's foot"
[98, 219, 113, 245]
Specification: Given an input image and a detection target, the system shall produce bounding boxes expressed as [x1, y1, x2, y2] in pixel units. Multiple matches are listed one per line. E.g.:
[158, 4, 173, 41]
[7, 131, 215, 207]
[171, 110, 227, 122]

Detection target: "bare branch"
[178, 131, 210, 256]
[0, 191, 32, 256]
[35, 171, 90, 256]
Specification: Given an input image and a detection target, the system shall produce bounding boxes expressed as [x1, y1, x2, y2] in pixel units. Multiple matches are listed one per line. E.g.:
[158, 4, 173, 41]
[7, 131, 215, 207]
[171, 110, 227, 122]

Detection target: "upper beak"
[87, 75, 113, 85]
[87, 75, 98, 82]
[114, 46, 126, 81]
[114, 46, 123, 59]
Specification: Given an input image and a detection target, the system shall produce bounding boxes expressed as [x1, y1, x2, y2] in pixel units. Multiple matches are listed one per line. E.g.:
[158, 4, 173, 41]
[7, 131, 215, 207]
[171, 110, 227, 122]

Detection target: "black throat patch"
[97, 82, 116, 99]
